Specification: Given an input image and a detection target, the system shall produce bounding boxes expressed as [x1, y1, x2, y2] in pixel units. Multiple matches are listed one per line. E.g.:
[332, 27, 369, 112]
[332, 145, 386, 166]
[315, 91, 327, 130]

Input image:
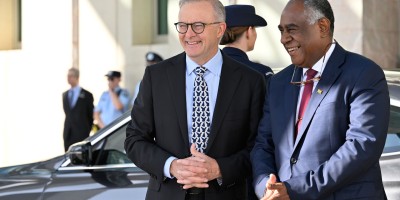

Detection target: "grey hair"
[304, 2, 324, 24]
[300, 0, 335, 35]
[68, 68, 79, 78]
[179, 0, 226, 22]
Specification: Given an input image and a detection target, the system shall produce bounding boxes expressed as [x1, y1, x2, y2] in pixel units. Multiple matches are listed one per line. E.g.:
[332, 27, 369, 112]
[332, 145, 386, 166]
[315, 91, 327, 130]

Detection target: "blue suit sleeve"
[251, 76, 277, 190]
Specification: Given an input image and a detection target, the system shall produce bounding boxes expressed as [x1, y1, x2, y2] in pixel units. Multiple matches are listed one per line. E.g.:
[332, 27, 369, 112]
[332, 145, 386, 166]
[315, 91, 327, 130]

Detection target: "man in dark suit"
[125, 0, 265, 199]
[251, 0, 389, 199]
[63, 68, 94, 152]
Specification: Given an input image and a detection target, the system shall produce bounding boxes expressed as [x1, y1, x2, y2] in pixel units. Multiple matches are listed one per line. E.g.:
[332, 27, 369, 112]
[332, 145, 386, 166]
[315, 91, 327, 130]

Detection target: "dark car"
[380, 70, 400, 200]
[0, 113, 149, 200]
[0, 70, 399, 200]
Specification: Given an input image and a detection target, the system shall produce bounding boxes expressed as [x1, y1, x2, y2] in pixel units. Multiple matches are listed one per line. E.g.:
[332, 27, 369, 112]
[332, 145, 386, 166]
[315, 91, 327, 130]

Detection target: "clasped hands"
[170, 144, 221, 189]
[261, 174, 290, 200]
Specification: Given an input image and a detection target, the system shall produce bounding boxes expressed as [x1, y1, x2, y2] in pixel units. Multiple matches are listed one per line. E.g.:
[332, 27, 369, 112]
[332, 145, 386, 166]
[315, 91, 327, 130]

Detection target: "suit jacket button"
[290, 157, 297, 164]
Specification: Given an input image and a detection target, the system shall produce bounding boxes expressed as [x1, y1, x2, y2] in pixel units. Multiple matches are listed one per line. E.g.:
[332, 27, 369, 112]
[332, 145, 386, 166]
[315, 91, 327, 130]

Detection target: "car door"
[380, 104, 400, 200]
[42, 122, 149, 200]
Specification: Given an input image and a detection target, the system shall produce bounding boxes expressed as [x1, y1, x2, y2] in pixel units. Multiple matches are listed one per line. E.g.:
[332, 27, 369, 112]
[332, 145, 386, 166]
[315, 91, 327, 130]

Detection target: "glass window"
[91, 124, 133, 165]
[18, 0, 22, 42]
[157, 0, 168, 35]
[384, 105, 400, 153]
[132, 0, 168, 44]
[388, 105, 400, 134]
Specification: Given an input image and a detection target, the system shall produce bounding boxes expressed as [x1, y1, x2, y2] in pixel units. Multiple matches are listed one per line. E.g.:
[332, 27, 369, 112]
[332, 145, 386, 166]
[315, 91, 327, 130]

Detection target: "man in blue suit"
[251, 0, 390, 199]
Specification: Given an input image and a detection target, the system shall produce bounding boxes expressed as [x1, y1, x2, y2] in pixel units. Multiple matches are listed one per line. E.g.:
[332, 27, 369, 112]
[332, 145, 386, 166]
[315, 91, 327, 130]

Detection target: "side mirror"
[67, 141, 92, 166]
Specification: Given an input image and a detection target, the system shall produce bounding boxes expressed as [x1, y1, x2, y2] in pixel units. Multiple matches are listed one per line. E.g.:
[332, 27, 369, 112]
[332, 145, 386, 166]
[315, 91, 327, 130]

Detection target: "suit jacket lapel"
[294, 44, 345, 148]
[287, 66, 301, 146]
[63, 92, 70, 111]
[70, 89, 85, 110]
[74, 90, 83, 108]
[206, 54, 241, 152]
[65, 91, 74, 110]
[167, 53, 190, 148]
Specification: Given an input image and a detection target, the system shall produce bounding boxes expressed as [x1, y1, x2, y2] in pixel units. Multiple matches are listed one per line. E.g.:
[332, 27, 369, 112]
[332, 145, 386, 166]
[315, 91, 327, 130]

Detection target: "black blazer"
[63, 88, 94, 151]
[125, 52, 266, 200]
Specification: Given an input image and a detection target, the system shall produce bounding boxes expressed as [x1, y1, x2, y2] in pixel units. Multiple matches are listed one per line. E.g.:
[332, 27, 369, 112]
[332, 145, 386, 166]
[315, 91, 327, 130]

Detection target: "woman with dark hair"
[221, 5, 273, 199]
[221, 5, 273, 81]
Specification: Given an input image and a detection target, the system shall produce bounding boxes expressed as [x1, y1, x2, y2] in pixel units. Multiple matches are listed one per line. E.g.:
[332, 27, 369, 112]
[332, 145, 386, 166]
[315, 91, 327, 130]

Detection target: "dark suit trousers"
[185, 188, 204, 200]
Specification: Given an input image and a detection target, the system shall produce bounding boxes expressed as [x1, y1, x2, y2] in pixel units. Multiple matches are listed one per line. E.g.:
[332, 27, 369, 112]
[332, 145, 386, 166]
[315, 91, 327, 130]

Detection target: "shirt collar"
[70, 85, 81, 92]
[186, 50, 223, 77]
[113, 86, 121, 93]
[303, 41, 336, 76]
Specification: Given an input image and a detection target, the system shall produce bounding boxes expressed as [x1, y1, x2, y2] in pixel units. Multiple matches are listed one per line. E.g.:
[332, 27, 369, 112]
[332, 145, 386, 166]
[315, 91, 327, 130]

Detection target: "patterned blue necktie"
[192, 66, 210, 153]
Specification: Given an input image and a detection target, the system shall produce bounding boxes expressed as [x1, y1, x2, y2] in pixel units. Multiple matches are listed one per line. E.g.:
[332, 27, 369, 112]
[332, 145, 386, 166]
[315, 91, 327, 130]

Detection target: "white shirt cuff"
[255, 175, 269, 199]
[163, 156, 177, 179]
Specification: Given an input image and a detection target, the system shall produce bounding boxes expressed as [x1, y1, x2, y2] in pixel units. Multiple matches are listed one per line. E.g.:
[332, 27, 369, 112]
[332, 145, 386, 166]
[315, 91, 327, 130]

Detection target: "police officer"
[220, 5, 273, 200]
[131, 52, 164, 103]
[220, 5, 273, 81]
[146, 51, 163, 66]
[94, 70, 130, 129]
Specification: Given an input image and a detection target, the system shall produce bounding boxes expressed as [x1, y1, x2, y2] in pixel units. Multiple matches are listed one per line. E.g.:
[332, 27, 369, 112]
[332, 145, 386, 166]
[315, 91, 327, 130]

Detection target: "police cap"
[146, 52, 163, 63]
[105, 71, 121, 78]
[225, 5, 267, 28]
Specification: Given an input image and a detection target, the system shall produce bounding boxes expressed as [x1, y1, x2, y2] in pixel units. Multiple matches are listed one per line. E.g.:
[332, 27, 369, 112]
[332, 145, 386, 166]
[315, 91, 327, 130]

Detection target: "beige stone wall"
[330, 0, 363, 54]
[363, 0, 399, 69]
[0, 0, 399, 168]
[0, 0, 73, 167]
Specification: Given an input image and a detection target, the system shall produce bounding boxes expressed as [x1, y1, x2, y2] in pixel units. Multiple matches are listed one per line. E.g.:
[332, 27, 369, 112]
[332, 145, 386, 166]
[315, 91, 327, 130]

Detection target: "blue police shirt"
[95, 87, 130, 126]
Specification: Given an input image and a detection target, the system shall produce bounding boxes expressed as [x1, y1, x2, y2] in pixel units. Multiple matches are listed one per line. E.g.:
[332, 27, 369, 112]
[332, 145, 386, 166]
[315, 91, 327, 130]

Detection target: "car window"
[384, 105, 400, 153]
[388, 105, 400, 134]
[91, 124, 133, 165]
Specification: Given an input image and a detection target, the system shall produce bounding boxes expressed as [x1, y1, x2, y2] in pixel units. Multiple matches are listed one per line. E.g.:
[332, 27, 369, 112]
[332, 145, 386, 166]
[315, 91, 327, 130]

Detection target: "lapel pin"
[317, 89, 323, 94]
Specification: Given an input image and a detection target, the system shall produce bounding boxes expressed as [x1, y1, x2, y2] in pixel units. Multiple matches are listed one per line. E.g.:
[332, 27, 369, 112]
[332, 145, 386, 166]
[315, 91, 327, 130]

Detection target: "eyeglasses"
[290, 63, 323, 86]
[174, 22, 221, 34]
[289, 41, 336, 86]
[290, 69, 321, 86]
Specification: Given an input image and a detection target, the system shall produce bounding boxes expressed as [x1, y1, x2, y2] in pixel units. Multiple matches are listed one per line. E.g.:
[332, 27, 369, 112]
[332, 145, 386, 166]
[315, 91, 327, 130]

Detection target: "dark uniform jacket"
[222, 47, 273, 200]
[222, 47, 273, 81]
